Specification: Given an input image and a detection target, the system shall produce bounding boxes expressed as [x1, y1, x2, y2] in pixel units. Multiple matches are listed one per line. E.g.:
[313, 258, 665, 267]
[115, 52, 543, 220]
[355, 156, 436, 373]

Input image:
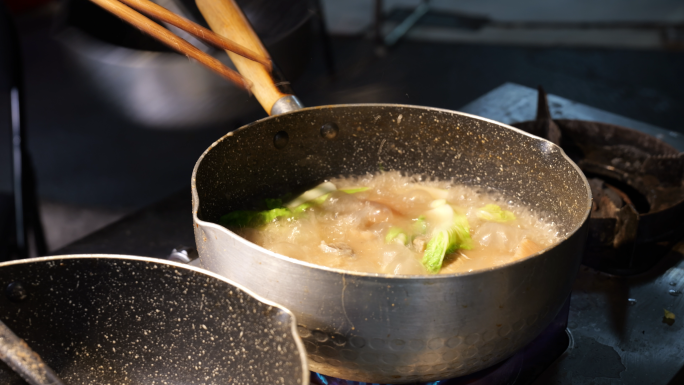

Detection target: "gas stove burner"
[513, 87, 684, 275]
[310, 299, 571, 385]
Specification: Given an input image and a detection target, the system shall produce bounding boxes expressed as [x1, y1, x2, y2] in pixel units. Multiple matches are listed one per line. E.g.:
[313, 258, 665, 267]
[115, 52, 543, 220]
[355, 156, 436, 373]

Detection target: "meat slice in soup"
[220, 171, 560, 275]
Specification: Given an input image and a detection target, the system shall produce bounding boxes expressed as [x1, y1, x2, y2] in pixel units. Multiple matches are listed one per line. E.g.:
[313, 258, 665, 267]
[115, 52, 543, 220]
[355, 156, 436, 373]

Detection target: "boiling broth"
[229, 172, 560, 275]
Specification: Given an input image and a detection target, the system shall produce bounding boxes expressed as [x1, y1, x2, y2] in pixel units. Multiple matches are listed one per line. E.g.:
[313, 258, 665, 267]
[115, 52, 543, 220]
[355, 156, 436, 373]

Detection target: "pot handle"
[196, 0, 303, 116]
[0, 320, 65, 385]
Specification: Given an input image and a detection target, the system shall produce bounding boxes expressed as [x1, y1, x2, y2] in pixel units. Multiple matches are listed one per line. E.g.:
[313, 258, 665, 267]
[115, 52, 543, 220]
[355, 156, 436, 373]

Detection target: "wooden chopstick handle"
[116, 0, 272, 71]
[88, 0, 251, 90]
[196, 0, 289, 115]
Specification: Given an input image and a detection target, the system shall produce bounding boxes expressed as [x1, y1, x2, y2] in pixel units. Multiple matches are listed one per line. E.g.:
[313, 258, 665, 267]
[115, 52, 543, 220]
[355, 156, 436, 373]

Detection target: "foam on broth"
[235, 171, 561, 275]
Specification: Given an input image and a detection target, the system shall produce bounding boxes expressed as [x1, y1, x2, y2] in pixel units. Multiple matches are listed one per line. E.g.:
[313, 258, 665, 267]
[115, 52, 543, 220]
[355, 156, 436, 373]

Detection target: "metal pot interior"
[195, 104, 589, 239]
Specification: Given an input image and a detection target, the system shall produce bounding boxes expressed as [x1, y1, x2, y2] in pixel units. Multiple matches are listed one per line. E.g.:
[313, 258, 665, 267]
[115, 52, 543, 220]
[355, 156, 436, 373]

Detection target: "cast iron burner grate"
[512, 87, 684, 276]
[310, 299, 571, 385]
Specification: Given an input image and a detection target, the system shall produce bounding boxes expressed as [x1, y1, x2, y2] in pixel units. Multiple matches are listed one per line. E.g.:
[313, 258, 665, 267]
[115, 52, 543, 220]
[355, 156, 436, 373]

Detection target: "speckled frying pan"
[0, 255, 309, 385]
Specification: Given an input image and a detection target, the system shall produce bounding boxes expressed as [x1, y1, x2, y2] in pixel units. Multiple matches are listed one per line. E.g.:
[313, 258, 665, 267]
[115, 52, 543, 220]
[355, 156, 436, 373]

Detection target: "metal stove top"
[56, 83, 684, 385]
[535, 250, 684, 385]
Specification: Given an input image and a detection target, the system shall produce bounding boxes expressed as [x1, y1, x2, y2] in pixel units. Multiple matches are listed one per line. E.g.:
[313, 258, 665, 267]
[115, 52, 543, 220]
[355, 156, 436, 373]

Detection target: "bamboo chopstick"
[89, 0, 252, 90]
[116, 0, 272, 71]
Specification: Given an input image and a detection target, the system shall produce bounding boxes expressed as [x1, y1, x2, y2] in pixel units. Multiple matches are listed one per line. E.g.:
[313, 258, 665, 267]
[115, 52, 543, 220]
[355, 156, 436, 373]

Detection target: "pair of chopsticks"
[89, 0, 269, 90]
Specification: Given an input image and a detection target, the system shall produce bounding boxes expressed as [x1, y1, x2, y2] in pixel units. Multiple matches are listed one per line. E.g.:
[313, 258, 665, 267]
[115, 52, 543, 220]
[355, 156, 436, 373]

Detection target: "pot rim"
[0, 254, 310, 385]
[191, 103, 592, 280]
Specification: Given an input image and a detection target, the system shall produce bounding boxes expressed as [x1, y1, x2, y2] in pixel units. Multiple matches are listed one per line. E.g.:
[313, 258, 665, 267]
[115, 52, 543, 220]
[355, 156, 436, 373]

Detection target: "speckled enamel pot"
[191, 104, 592, 383]
[0, 255, 309, 385]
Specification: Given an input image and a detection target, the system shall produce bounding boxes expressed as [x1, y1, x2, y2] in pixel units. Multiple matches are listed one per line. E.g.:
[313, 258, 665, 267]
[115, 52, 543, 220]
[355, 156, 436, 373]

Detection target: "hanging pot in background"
[53, 0, 315, 129]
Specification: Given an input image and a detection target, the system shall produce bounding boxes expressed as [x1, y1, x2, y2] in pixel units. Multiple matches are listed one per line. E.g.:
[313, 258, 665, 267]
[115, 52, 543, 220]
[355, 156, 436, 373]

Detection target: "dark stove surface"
[508, 87, 684, 277]
[462, 84, 684, 385]
[55, 83, 684, 385]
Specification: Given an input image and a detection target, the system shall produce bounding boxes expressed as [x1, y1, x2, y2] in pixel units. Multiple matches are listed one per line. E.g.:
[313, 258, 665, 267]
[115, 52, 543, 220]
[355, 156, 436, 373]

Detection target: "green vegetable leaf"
[224, 181, 343, 229]
[311, 193, 332, 205]
[261, 208, 291, 223]
[219, 208, 291, 229]
[286, 182, 337, 208]
[385, 227, 408, 245]
[420, 214, 473, 273]
[476, 204, 516, 222]
[291, 202, 316, 216]
[412, 216, 427, 235]
[452, 214, 473, 250]
[422, 230, 451, 273]
[340, 187, 370, 194]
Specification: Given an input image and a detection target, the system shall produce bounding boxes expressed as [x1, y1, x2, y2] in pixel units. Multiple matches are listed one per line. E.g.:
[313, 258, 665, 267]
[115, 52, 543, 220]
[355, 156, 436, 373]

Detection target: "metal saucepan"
[0, 255, 309, 385]
[54, 0, 315, 128]
[190, 1, 592, 382]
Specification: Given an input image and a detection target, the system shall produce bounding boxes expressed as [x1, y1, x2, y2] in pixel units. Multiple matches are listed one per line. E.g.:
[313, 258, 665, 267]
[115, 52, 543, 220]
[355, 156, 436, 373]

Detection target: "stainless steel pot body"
[191, 104, 591, 383]
[0, 255, 308, 385]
